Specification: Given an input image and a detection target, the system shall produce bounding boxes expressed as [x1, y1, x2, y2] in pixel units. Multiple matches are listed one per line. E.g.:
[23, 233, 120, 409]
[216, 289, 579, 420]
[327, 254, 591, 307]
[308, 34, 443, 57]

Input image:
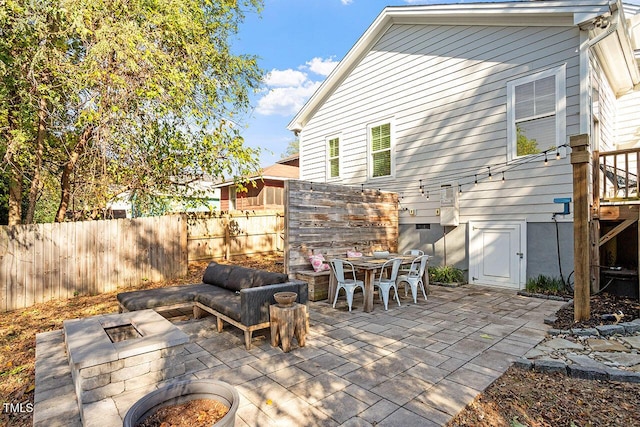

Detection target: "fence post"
[571, 134, 591, 322]
[224, 213, 230, 260]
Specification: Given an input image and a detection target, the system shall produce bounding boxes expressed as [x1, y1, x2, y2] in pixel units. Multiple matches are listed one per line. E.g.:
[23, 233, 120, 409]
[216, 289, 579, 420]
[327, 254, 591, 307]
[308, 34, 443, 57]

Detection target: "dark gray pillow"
[224, 266, 257, 291]
[202, 262, 234, 287]
[252, 271, 288, 287]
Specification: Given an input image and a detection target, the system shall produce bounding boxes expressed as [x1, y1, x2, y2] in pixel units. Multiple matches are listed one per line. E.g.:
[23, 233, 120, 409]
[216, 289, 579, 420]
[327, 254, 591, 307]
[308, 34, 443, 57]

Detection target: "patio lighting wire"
[411, 144, 569, 195]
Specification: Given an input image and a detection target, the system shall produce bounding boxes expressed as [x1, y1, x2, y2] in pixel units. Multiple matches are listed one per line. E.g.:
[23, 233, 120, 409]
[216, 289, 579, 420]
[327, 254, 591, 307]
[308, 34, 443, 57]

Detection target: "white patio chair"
[373, 258, 402, 310]
[397, 255, 429, 303]
[330, 259, 365, 312]
[400, 249, 425, 274]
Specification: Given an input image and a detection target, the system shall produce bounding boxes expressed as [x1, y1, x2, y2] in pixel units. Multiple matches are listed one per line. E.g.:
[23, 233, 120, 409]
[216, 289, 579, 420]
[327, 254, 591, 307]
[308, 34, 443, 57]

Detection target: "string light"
[413, 143, 568, 198]
[361, 184, 364, 194]
[310, 182, 314, 192]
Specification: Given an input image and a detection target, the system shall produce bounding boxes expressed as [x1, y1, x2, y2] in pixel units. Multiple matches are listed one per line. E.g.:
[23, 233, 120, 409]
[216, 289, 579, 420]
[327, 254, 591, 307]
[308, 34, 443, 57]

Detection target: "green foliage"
[1, 0, 265, 223]
[429, 265, 465, 283]
[525, 275, 564, 294]
[516, 125, 540, 156]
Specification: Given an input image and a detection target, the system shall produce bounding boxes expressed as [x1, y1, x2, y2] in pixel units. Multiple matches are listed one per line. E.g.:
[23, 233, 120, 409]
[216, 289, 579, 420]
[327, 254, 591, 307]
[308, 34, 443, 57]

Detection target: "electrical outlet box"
[435, 208, 440, 216]
[409, 209, 416, 216]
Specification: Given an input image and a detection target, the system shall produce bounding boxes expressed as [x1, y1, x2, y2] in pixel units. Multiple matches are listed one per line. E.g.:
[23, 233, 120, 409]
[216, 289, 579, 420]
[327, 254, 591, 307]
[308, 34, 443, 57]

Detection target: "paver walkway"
[34, 285, 565, 426]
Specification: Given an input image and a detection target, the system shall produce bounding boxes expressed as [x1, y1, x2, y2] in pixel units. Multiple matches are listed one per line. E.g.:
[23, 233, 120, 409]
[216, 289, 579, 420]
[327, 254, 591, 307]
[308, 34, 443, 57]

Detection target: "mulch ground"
[448, 292, 640, 427]
[2, 257, 639, 427]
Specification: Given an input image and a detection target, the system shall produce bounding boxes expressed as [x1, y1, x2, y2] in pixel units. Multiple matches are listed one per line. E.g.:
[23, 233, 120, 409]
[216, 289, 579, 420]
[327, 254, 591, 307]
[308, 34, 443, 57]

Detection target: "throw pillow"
[347, 250, 362, 258]
[309, 254, 330, 272]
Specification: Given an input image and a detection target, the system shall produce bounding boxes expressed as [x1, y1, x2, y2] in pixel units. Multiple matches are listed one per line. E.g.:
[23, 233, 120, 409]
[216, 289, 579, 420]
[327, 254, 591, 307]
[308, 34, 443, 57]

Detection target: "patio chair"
[373, 258, 402, 310]
[400, 249, 425, 275]
[397, 255, 429, 303]
[330, 259, 365, 312]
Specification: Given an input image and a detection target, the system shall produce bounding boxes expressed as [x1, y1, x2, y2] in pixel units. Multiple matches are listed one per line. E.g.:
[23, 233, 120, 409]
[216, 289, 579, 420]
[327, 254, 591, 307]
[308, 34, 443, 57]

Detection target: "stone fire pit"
[63, 309, 189, 424]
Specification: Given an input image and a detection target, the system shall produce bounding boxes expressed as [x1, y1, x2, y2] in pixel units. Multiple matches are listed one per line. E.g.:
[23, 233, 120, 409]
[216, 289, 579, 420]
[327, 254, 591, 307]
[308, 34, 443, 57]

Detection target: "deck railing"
[597, 148, 640, 203]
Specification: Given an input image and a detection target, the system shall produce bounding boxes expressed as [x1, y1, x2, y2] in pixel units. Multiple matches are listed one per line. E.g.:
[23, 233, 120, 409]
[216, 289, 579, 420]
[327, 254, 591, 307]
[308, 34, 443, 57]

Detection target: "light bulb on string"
[502, 171, 505, 182]
[544, 152, 548, 165]
[487, 166, 492, 180]
[474, 174, 478, 186]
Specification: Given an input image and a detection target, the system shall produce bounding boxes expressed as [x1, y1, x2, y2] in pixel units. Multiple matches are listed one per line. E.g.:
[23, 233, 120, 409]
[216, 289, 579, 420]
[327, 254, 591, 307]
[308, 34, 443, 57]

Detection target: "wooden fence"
[187, 210, 284, 261]
[0, 215, 188, 311]
[0, 211, 285, 311]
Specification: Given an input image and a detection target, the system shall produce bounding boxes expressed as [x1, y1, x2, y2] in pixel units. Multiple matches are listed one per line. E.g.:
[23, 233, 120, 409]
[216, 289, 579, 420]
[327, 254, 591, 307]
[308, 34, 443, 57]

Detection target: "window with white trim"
[327, 136, 340, 179]
[369, 122, 393, 178]
[507, 66, 566, 161]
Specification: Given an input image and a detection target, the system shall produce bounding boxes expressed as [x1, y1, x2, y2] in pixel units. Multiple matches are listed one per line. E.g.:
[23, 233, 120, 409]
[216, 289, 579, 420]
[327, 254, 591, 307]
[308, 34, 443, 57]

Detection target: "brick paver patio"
[34, 285, 565, 426]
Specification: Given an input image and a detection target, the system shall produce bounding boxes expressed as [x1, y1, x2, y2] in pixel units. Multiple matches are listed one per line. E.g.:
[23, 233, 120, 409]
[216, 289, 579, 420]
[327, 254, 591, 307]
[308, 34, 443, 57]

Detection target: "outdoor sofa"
[117, 261, 308, 349]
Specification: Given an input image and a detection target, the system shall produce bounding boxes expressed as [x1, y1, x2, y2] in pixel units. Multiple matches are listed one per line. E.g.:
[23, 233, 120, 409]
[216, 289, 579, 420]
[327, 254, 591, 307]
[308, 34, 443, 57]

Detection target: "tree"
[282, 138, 299, 158]
[1, 0, 264, 224]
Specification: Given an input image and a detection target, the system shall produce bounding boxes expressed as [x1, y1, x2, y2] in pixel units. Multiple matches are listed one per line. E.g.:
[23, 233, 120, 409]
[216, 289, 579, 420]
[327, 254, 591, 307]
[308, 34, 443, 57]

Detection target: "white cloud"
[341, 0, 353, 5]
[263, 69, 308, 87]
[255, 56, 338, 117]
[256, 81, 321, 116]
[305, 57, 339, 77]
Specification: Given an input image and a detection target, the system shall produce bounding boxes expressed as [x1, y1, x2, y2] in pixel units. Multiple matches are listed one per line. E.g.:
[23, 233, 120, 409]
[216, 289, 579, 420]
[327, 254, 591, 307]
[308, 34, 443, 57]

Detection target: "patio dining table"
[328, 254, 418, 312]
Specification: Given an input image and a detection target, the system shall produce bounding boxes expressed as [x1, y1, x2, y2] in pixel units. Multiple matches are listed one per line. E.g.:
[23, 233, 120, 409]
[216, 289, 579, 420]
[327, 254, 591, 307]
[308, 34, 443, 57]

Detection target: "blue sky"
[232, 0, 640, 166]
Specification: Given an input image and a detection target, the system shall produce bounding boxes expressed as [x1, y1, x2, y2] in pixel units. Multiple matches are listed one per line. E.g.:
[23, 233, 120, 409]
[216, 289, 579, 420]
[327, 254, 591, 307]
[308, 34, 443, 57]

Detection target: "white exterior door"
[469, 220, 526, 289]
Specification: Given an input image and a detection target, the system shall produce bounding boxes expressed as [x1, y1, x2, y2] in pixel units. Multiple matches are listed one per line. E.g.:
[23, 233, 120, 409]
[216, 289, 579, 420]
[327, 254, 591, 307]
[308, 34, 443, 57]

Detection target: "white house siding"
[616, 91, 640, 149]
[301, 23, 580, 225]
[591, 55, 618, 151]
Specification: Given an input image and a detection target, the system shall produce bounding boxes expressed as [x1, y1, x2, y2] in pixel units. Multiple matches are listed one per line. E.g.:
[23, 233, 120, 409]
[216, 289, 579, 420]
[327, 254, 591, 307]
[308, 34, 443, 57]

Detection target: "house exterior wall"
[616, 90, 640, 149]
[299, 22, 582, 277]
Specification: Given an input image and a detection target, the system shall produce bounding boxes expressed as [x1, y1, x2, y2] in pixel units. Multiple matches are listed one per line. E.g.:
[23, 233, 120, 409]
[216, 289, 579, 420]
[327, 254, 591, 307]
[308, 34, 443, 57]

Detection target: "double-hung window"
[507, 65, 565, 161]
[327, 136, 340, 179]
[369, 121, 393, 178]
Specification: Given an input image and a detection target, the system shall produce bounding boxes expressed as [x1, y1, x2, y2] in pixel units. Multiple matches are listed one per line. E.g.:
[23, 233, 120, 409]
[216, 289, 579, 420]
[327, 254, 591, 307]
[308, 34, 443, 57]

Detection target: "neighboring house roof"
[288, 0, 640, 132]
[277, 153, 300, 165]
[214, 162, 299, 188]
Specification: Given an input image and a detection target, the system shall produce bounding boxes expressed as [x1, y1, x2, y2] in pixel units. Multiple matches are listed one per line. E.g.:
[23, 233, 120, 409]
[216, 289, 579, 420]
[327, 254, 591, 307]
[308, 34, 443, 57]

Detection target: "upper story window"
[507, 65, 565, 161]
[369, 121, 394, 178]
[327, 136, 340, 179]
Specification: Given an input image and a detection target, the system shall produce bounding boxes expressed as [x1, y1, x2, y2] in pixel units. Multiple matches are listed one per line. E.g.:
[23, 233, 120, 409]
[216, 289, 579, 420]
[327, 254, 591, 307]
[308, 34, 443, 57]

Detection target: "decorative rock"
[571, 328, 599, 337]
[567, 364, 608, 381]
[619, 335, 640, 350]
[619, 322, 640, 334]
[533, 359, 567, 374]
[513, 358, 534, 370]
[593, 352, 640, 367]
[606, 368, 640, 383]
[595, 324, 625, 336]
[543, 338, 585, 351]
[566, 354, 604, 369]
[544, 317, 557, 326]
[586, 338, 631, 353]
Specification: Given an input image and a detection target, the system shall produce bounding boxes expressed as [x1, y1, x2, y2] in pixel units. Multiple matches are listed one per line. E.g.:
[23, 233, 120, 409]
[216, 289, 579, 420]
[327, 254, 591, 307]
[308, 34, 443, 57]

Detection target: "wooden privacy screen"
[284, 180, 399, 274]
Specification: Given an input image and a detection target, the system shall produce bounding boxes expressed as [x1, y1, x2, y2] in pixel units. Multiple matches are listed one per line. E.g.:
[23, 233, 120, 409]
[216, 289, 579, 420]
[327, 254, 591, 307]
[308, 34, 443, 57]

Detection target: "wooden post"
[224, 213, 230, 260]
[571, 134, 591, 321]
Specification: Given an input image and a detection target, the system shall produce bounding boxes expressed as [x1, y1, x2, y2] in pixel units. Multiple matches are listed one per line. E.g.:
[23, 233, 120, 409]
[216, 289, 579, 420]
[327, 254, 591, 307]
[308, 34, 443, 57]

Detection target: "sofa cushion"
[195, 289, 241, 322]
[252, 271, 288, 288]
[202, 262, 234, 287]
[117, 284, 212, 311]
[222, 266, 257, 291]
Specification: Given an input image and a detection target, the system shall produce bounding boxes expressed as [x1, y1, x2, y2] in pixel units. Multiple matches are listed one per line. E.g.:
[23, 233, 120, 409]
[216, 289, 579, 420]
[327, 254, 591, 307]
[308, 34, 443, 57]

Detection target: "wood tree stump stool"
[269, 303, 307, 352]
